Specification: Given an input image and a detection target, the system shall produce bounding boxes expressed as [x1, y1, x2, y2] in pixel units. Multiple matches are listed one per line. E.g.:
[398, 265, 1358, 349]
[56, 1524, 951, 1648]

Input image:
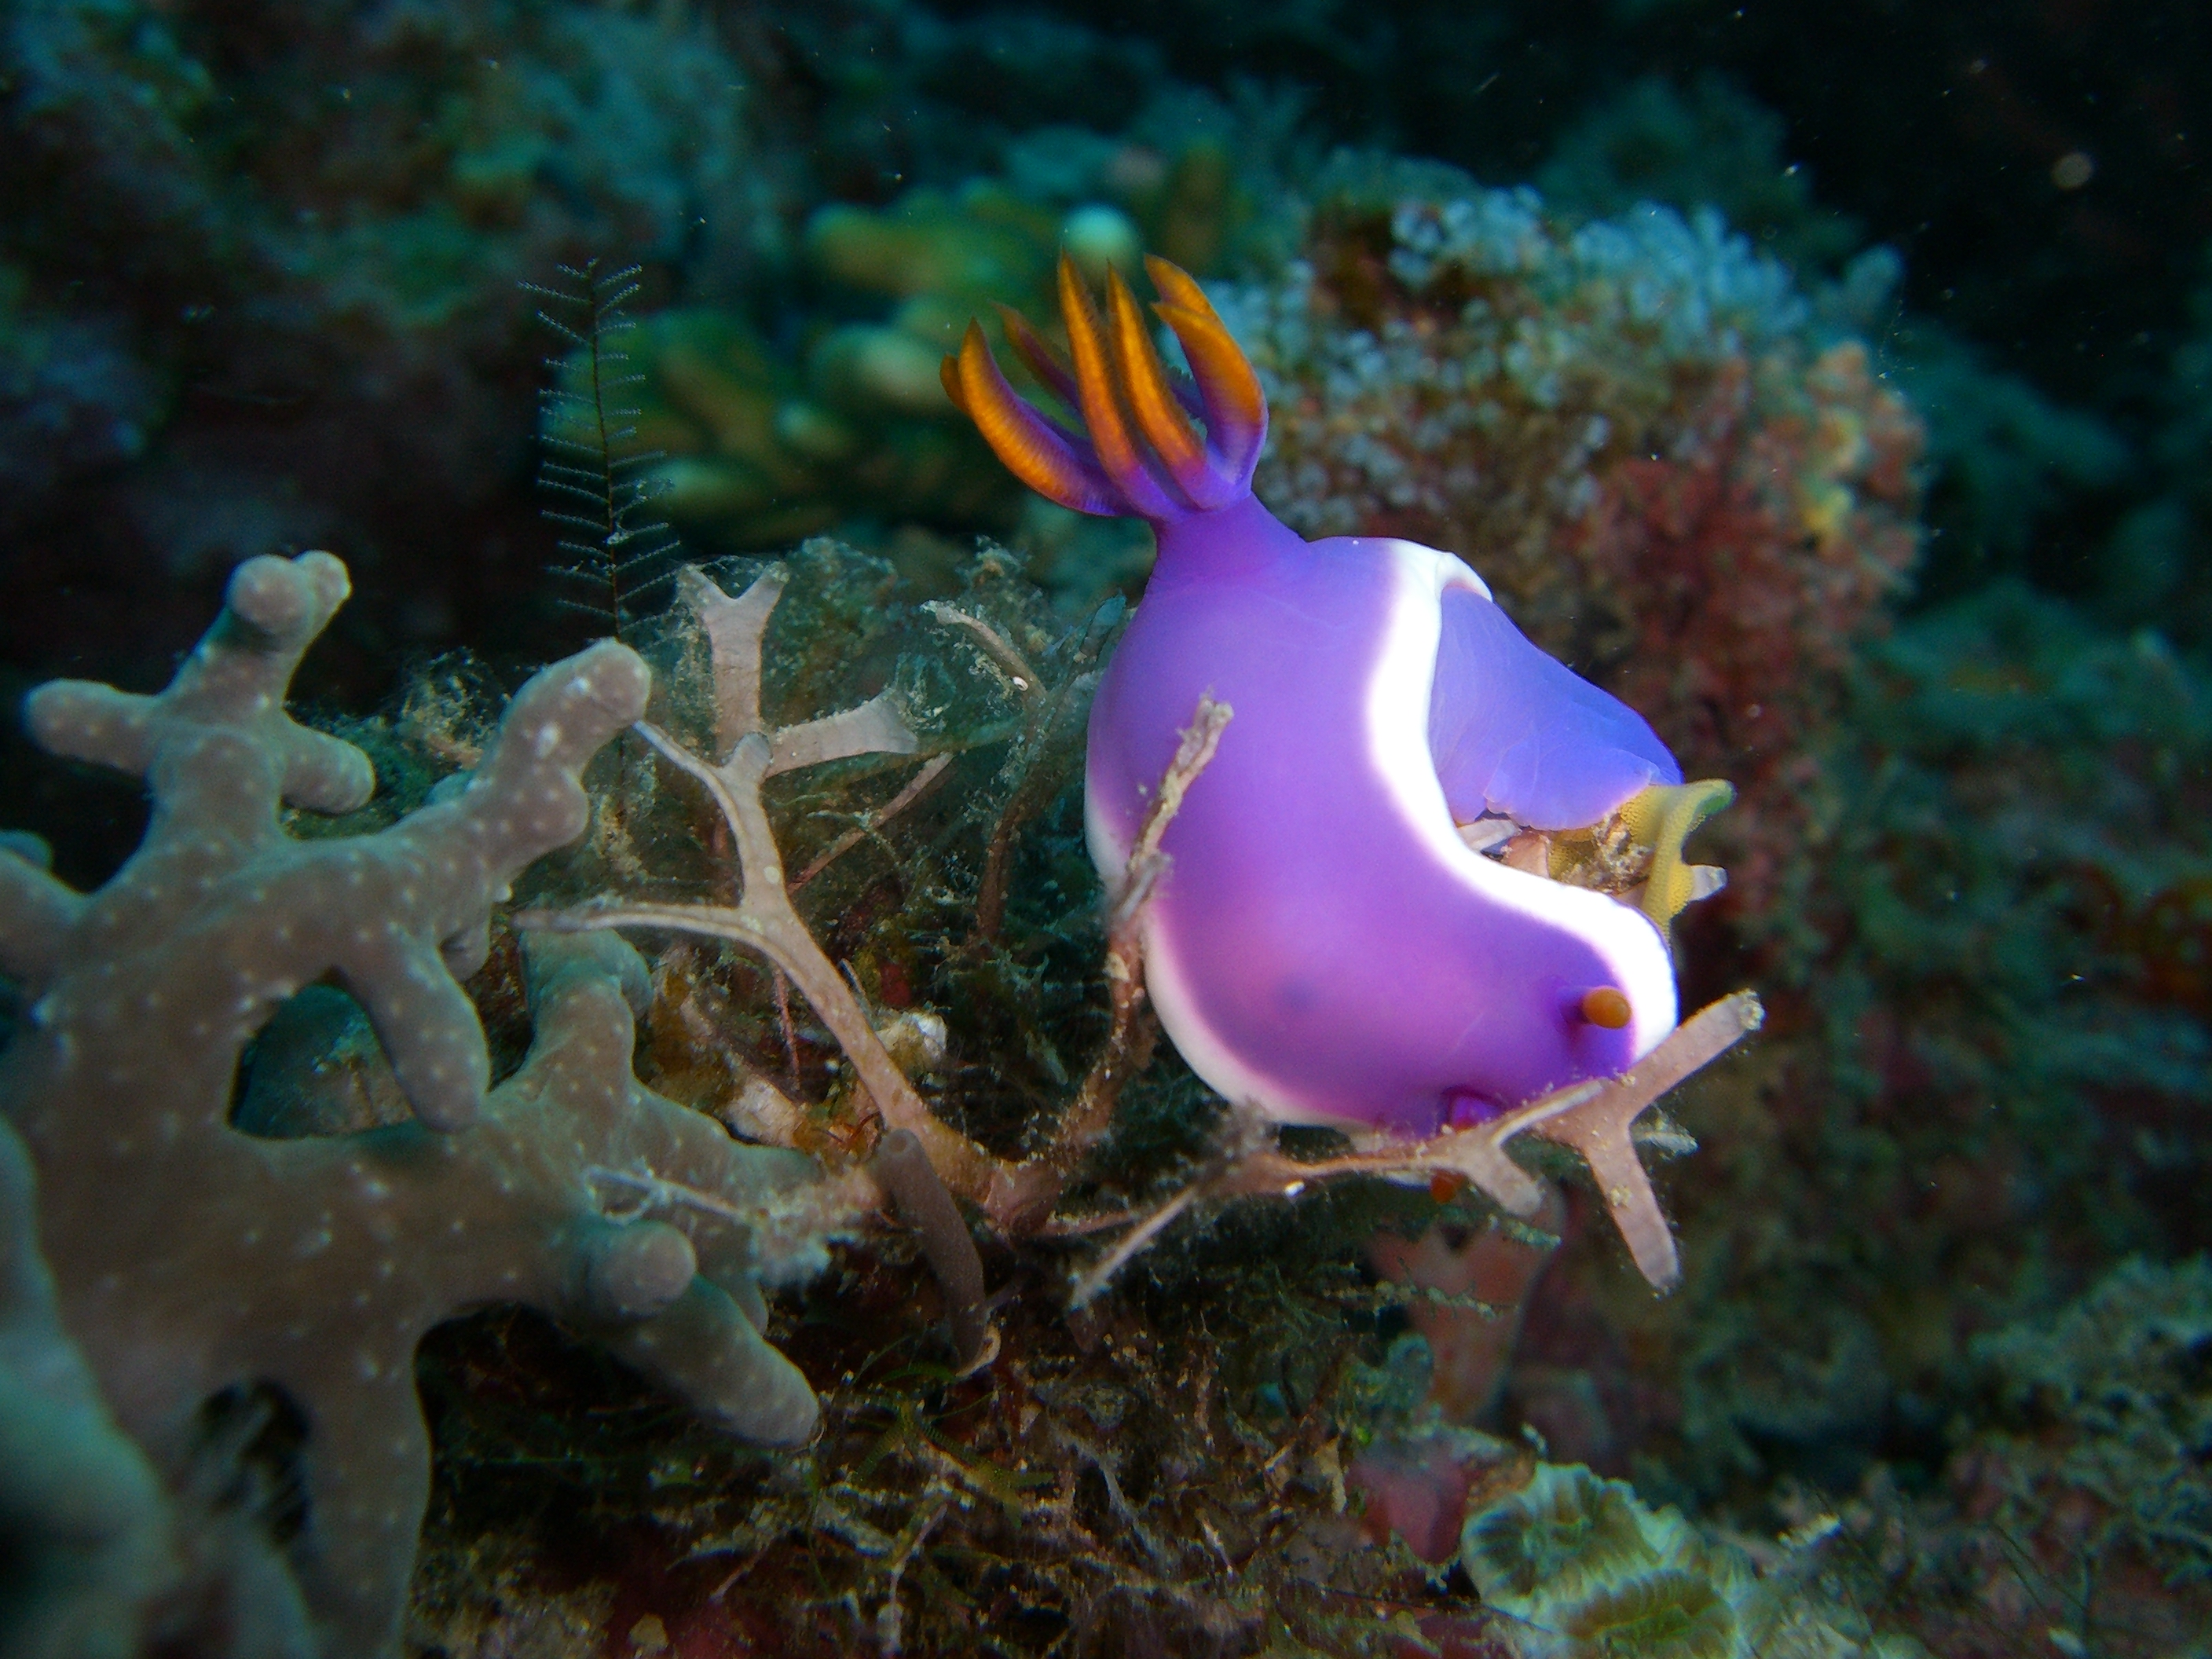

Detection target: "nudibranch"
[944, 255, 1730, 1136]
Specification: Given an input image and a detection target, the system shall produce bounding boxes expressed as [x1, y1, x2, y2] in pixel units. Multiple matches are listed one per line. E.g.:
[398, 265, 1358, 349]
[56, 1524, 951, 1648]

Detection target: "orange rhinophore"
[941, 251, 1266, 525]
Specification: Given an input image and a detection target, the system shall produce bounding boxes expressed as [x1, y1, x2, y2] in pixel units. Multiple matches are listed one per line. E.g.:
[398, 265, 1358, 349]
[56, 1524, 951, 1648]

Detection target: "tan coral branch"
[524, 567, 1226, 1243]
[1076, 992, 1763, 1303]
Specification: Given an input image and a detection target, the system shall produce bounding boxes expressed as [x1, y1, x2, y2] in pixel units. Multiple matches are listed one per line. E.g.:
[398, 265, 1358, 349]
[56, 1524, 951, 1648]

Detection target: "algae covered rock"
[1970, 1256, 2212, 1592]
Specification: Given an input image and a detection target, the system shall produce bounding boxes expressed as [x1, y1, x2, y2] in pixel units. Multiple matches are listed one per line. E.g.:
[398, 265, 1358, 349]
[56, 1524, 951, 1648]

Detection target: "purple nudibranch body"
[946, 255, 1719, 1137]
[1089, 495, 1680, 1133]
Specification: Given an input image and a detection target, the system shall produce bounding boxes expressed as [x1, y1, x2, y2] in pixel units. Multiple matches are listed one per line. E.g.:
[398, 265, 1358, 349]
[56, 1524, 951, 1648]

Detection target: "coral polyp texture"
[1210, 168, 1925, 915]
[0, 553, 835, 1657]
[1459, 1458, 1918, 1658]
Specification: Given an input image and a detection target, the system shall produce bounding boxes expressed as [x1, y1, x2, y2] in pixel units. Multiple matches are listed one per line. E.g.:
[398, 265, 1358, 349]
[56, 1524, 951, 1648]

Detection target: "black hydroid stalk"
[526, 260, 679, 639]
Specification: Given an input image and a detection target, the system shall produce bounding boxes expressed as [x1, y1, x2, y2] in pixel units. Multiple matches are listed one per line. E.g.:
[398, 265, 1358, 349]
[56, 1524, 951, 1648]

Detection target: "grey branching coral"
[0, 1116, 178, 1659]
[0, 553, 838, 1657]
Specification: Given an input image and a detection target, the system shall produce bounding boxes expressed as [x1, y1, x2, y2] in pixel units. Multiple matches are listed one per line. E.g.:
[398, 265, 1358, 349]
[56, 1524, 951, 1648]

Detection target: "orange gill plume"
[940, 251, 1267, 524]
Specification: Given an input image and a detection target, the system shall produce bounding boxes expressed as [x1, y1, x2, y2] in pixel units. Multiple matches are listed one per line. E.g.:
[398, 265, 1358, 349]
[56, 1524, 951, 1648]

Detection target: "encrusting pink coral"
[0, 553, 844, 1658]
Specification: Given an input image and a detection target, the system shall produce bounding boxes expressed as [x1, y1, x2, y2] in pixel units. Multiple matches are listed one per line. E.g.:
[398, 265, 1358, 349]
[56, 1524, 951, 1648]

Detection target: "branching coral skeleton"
[1071, 993, 1763, 1307]
[526, 561, 1759, 1318]
[521, 566, 1192, 1243]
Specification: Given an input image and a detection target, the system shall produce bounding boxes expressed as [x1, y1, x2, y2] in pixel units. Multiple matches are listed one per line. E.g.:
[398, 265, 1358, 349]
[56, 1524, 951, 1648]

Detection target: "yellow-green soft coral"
[610, 147, 1253, 560]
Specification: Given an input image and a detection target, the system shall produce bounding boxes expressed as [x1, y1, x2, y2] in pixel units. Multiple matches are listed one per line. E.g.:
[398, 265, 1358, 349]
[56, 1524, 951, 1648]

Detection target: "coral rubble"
[1717, 1259, 2212, 1659]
